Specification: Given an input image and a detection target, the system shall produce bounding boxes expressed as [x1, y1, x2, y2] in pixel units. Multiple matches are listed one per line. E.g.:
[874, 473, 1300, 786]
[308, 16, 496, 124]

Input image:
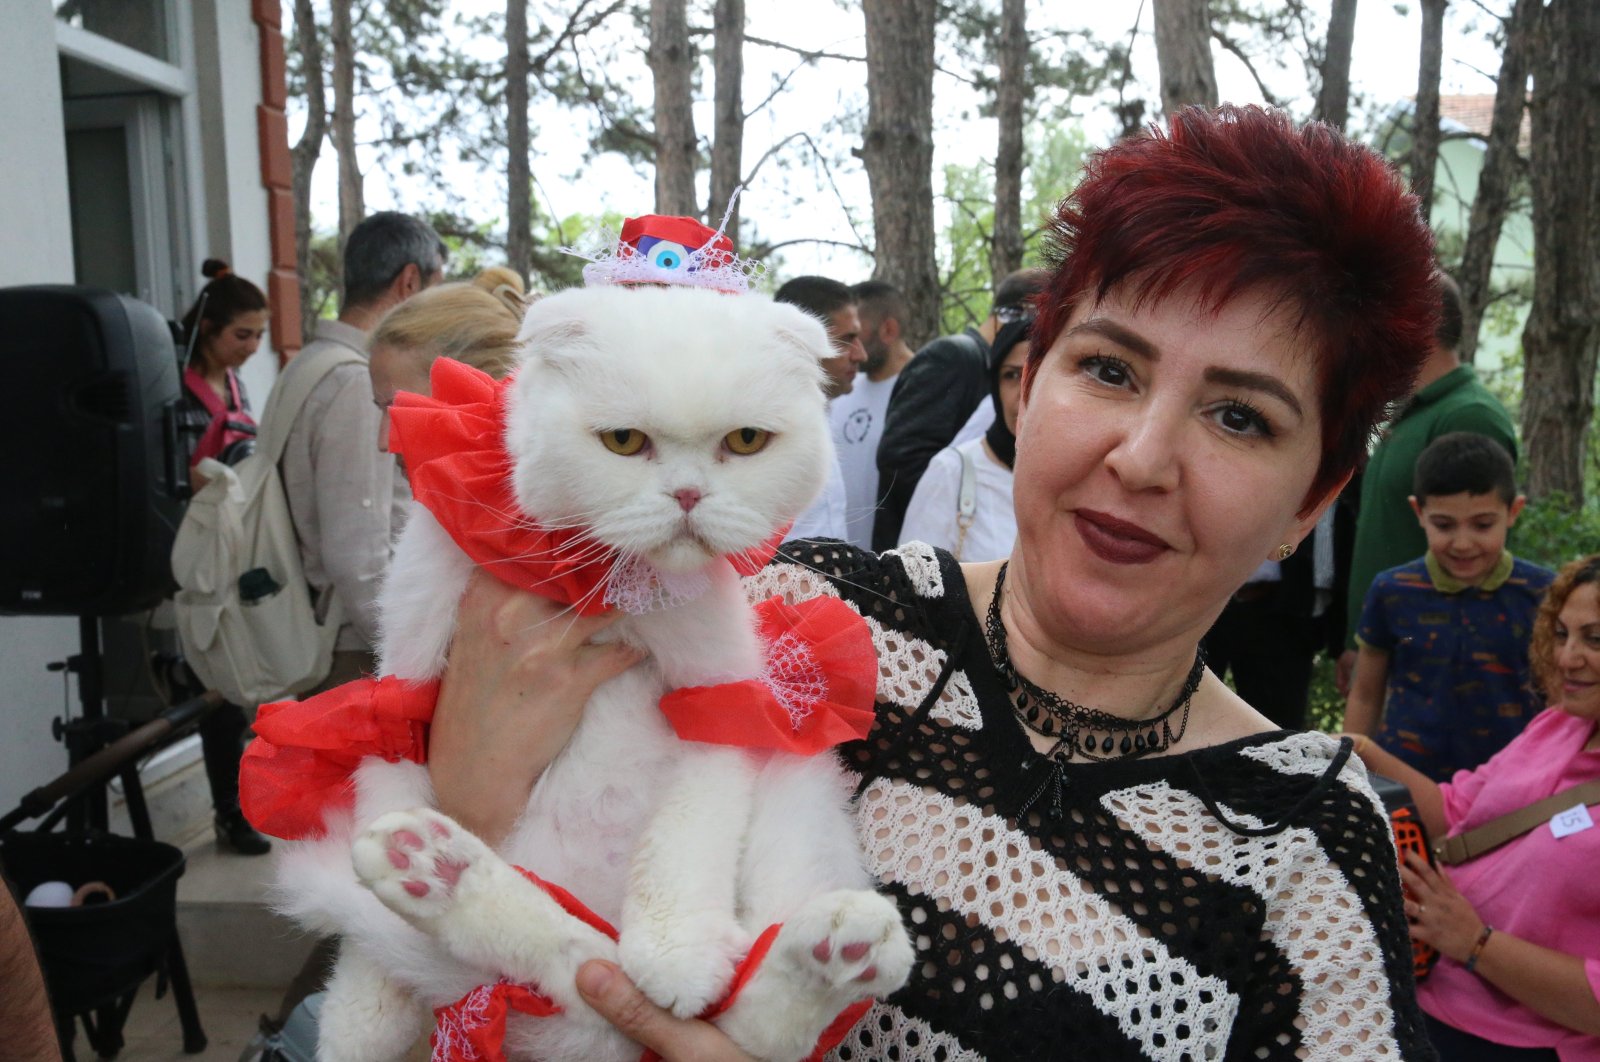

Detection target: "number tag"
[1550, 803, 1595, 839]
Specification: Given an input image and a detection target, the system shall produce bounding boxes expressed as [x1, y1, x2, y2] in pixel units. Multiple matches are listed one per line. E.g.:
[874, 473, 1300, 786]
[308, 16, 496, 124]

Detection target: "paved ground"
[83, 980, 280, 1062]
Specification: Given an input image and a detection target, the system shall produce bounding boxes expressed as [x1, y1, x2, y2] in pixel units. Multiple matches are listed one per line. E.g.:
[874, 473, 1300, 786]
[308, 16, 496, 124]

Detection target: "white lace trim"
[928, 669, 981, 730]
[826, 1002, 983, 1062]
[1238, 731, 1388, 823]
[1102, 783, 1403, 1060]
[857, 780, 1239, 1060]
[603, 554, 712, 615]
[885, 541, 944, 598]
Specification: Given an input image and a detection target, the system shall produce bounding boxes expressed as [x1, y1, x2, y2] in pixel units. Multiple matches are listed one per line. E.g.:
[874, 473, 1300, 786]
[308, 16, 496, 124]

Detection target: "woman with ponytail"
[176, 259, 273, 855]
[177, 259, 269, 485]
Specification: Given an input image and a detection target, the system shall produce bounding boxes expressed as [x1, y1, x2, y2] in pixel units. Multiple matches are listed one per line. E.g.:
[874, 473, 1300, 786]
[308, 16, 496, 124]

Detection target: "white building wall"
[0, 0, 277, 817]
[0, 1, 85, 817]
[191, 0, 280, 403]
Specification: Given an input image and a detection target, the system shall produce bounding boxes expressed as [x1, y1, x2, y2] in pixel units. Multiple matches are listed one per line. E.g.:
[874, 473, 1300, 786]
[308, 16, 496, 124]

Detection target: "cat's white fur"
[271, 285, 912, 1062]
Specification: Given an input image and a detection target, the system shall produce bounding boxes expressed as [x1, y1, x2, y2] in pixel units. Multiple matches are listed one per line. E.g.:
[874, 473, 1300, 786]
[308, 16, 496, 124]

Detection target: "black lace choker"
[983, 562, 1205, 765]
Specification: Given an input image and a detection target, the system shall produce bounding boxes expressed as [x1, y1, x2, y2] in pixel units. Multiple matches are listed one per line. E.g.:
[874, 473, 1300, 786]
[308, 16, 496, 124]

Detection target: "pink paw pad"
[856, 965, 878, 983]
[403, 879, 430, 898]
[394, 829, 425, 849]
[433, 857, 468, 889]
[840, 942, 870, 962]
[386, 848, 411, 870]
[428, 819, 451, 839]
[812, 939, 832, 962]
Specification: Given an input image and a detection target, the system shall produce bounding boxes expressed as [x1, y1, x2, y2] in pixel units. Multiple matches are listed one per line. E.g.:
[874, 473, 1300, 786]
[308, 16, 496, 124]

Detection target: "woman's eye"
[600, 428, 648, 456]
[1214, 401, 1273, 438]
[1081, 355, 1131, 387]
[724, 427, 771, 455]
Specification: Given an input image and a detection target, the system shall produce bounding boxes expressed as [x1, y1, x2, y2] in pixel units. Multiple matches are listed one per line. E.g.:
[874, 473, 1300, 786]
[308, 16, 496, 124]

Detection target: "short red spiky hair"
[1030, 105, 1439, 509]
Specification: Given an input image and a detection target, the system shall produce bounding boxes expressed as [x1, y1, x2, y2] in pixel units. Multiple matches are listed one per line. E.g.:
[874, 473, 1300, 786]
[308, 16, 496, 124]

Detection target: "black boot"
[216, 809, 272, 855]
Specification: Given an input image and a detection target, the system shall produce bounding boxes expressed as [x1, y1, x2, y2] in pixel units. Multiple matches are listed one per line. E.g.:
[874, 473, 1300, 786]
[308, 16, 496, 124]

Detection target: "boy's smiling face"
[1409, 489, 1526, 586]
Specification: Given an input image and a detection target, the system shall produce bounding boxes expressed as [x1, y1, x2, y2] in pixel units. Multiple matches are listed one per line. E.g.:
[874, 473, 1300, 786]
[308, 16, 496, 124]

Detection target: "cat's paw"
[352, 808, 495, 924]
[619, 912, 750, 1020]
[781, 890, 914, 1001]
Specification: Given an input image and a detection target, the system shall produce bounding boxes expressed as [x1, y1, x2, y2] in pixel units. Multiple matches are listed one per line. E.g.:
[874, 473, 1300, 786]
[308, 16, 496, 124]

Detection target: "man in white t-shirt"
[829, 281, 915, 548]
[772, 276, 866, 541]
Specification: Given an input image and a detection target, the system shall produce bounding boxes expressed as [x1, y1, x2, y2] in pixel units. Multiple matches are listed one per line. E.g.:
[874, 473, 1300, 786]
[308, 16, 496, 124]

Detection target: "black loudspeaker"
[0, 286, 185, 616]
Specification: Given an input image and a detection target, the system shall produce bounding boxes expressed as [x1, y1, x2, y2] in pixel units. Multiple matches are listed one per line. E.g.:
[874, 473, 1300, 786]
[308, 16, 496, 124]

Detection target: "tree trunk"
[649, 0, 697, 216]
[1314, 0, 1358, 132]
[707, 0, 743, 242]
[862, 1, 939, 345]
[1409, 0, 1447, 224]
[1520, 0, 1600, 504]
[330, 0, 363, 273]
[991, 0, 1027, 287]
[505, 0, 532, 282]
[1456, 0, 1535, 365]
[1152, 0, 1218, 117]
[290, 0, 327, 341]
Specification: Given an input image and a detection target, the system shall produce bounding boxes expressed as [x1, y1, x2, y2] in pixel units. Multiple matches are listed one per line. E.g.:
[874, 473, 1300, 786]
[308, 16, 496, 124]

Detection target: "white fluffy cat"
[271, 285, 913, 1062]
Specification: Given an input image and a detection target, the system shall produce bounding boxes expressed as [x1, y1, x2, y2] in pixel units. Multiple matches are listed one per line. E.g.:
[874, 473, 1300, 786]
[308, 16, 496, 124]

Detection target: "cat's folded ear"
[515, 295, 600, 368]
[763, 301, 835, 369]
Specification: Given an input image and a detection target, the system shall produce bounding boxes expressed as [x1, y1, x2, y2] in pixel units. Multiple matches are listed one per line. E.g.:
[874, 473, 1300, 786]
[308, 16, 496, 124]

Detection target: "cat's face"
[505, 286, 833, 574]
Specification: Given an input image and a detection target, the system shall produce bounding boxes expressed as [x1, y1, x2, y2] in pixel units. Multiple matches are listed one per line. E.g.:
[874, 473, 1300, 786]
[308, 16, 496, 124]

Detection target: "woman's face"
[369, 342, 433, 453]
[997, 343, 1027, 436]
[201, 310, 268, 371]
[1554, 582, 1600, 720]
[1010, 284, 1337, 653]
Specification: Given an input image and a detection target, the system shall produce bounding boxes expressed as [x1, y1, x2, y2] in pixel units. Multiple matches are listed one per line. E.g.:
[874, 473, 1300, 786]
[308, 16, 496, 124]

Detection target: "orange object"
[1391, 806, 1439, 980]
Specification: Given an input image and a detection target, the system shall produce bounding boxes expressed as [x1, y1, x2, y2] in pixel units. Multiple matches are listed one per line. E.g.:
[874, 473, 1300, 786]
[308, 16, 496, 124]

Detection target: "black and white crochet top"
[748, 541, 1435, 1062]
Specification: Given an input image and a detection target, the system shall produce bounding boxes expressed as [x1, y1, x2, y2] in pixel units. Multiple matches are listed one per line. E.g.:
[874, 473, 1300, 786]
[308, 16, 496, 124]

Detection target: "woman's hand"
[1399, 851, 1484, 962]
[428, 570, 643, 846]
[576, 961, 756, 1061]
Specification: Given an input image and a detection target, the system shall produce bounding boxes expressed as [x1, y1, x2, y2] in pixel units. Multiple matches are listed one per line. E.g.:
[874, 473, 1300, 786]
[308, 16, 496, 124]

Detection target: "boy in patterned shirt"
[1341, 432, 1554, 780]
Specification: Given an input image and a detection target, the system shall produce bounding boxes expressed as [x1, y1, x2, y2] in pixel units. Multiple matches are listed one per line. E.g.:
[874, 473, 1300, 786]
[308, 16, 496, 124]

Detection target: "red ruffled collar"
[387, 359, 782, 614]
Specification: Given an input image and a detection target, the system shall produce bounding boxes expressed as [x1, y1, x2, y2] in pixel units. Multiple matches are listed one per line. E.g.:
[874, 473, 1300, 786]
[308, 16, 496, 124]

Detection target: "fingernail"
[577, 960, 617, 997]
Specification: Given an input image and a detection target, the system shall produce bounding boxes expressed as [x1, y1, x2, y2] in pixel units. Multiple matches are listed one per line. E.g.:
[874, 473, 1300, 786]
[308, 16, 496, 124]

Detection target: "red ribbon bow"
[239, 676, 438, 840]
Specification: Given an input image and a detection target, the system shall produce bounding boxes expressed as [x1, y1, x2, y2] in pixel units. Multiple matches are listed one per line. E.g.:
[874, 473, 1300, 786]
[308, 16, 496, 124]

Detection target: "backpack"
[184, 366, 258, 467]
[170, 344, 362, 706]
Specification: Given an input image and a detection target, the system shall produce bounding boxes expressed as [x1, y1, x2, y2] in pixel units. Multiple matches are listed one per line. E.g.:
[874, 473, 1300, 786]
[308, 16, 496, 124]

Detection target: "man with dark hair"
[817, 279, 916, 548]
[773, 275, 865, 540]
[1338, 271, 1518, 691]
[873, 267, 1048, 550]
[281, 211, 446, 681]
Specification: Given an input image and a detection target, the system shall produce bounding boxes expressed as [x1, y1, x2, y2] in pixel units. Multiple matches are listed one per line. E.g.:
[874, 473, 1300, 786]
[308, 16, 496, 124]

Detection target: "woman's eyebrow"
[1063, 318, 1159, 360]
[1203, 366, 1305, 418]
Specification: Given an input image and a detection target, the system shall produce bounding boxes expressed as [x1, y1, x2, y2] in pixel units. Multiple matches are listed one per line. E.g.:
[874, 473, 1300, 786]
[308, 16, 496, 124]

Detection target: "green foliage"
[1512, 493, 1600, 573]
[937, 124, 1089, 333]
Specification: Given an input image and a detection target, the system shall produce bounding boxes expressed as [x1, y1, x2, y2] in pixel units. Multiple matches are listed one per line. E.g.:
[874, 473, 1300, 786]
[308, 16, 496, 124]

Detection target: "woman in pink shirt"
[1352, 553, 1600, 1061]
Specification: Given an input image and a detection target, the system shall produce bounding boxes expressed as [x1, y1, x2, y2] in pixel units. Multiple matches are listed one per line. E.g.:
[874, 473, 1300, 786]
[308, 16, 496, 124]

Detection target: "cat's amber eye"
[723, 427, 771, 455]
[600, 428, 648, 456]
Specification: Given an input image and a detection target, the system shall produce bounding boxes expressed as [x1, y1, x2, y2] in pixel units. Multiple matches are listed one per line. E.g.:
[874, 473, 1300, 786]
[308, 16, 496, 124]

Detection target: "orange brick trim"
[253, 8, 301, 359]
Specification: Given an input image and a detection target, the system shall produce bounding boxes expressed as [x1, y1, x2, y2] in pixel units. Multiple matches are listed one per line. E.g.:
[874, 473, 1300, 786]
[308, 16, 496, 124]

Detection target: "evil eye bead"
[646, 240, 691, 271]
[723, 427, 771, 455]
[600, 428, 648, 456]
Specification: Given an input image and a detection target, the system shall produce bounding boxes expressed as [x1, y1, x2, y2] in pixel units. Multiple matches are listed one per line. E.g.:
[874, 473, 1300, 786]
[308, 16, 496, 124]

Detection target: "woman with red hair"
[426, 106, 1440, 1059]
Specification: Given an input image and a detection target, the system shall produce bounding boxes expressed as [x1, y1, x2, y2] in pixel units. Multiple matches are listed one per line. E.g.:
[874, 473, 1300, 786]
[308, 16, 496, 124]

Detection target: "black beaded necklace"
[984, 562, 1206, 765]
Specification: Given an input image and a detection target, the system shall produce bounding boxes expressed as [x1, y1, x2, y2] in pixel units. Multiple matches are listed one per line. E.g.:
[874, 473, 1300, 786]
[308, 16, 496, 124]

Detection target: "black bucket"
[1, 830, 186, 1013]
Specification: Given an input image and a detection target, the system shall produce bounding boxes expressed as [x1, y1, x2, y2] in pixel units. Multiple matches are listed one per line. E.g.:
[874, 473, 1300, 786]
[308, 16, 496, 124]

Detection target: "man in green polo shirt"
[1338, 274, 1517, 688]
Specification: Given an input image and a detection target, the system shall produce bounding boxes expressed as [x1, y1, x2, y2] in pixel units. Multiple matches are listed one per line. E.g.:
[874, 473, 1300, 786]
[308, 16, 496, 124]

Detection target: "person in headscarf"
[896, 317, 1030, 561]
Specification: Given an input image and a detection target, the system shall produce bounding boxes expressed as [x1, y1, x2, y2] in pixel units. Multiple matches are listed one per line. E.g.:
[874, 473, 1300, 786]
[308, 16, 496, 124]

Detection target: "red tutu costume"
[239, 275, 879, 1061]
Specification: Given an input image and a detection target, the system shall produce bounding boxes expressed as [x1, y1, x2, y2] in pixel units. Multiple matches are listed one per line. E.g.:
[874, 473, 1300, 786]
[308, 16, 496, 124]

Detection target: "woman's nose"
[1103, 408, 1182, 493]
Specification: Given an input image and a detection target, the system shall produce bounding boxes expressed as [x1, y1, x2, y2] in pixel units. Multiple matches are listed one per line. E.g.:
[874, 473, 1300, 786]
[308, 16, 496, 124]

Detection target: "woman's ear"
[1284, 469, 1353, 549]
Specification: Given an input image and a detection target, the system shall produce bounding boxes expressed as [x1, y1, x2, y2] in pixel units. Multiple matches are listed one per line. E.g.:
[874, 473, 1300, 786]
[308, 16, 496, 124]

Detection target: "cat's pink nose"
[674, 488, 702, 513]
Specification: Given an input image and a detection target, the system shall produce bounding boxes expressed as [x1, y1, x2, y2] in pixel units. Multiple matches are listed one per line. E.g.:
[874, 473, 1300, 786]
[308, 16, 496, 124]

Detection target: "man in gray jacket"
[280, 212, 445, 687]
